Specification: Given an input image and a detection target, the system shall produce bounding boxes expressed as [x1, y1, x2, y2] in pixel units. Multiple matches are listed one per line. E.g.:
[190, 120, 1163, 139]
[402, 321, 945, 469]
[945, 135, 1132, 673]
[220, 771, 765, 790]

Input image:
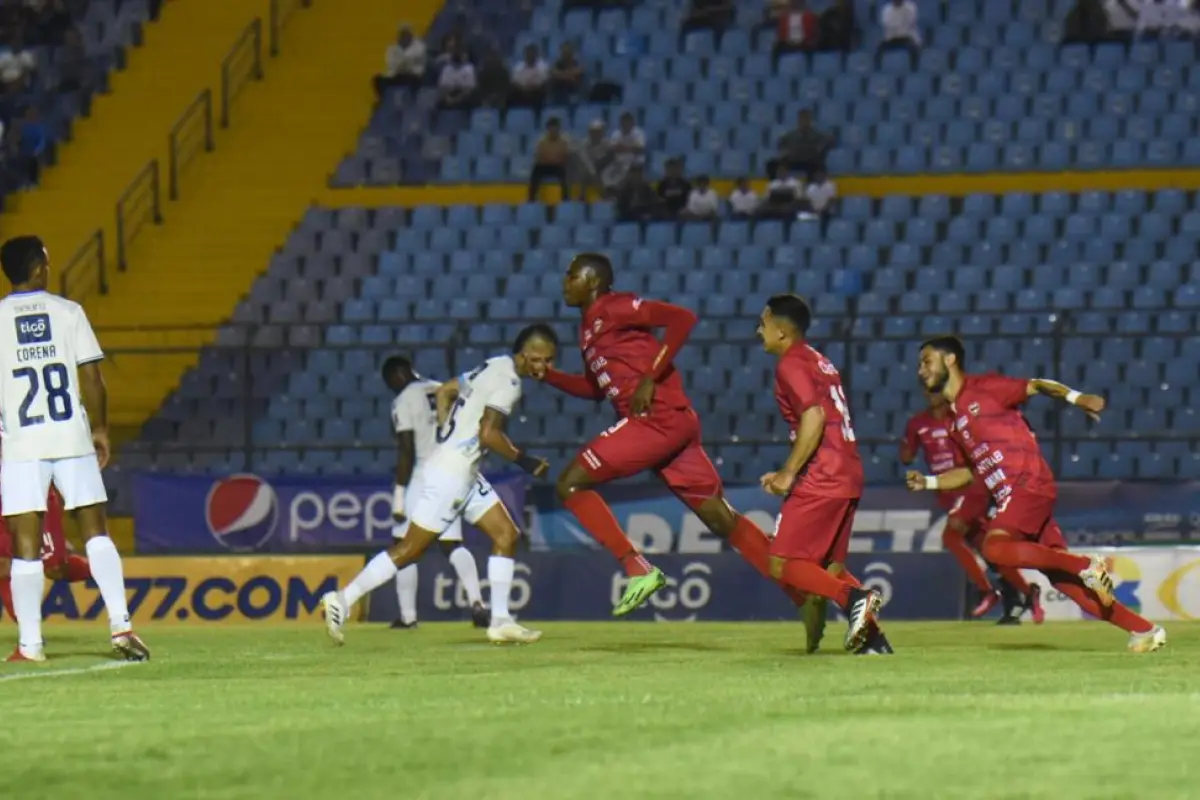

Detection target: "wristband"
[514, 450, 544, 475]
[924, 476, 938, 491]
[392, 485, 406, 515]
[1065, 390, 1081, 404]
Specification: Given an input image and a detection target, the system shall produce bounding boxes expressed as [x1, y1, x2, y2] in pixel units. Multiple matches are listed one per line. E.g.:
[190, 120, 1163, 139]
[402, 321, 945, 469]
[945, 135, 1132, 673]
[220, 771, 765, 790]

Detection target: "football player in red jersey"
[541, 253, 817, 625]
[907, 336, 1166, 653]
[756, 295, 888, 653]
[0, 487, 91, 621]
[901, 391, 1044, 624]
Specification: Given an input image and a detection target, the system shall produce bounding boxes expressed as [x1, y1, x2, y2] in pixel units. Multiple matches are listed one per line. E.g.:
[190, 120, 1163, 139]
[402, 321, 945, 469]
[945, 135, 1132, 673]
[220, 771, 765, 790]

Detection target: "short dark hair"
[513, 323, 559, 353]
[380, 354, 414, 384]
[920, 335, 966, 367]
[766, 294, 811, 335]
[0, 236, 46, 286]
[569, 252, 613, 291]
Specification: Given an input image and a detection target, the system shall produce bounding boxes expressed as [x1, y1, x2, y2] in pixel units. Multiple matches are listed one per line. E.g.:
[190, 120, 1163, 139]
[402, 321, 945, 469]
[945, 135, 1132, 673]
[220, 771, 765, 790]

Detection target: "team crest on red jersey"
[968, 402, 981, 416]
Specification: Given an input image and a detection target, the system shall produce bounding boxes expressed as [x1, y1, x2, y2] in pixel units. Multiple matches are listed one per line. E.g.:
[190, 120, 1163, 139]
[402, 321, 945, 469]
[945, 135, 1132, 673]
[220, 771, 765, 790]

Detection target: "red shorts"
[944, 488, 993, 546]
[984, 487, 1067, 550]
[575, 408, 723, 509]
[0, 491, 67, 566]
[770, 490, 859, 563]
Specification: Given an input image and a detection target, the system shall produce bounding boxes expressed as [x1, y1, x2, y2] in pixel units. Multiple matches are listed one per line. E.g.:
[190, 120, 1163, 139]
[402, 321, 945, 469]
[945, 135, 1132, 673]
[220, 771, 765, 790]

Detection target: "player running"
[0, 236, 147, 662]
[756, 295, 888, 653]
[542, 253, 815, 626]
[321, 325, 556, 646]
[906, 335, 1166, 653]
[383, 355, 488, 629]
[901, 390, 1044, 625]
[0, 487, 91, 620]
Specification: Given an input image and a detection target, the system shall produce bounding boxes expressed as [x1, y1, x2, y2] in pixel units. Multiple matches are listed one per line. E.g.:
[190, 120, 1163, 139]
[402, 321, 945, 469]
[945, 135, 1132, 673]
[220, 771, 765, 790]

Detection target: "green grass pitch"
[2, 621, 1196, 799]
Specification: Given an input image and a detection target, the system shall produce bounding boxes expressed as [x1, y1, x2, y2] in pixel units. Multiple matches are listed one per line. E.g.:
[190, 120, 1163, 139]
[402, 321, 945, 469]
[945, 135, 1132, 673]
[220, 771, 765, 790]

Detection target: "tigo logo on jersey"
[205, 474, 279, 551]
[15, 314, 50, 345]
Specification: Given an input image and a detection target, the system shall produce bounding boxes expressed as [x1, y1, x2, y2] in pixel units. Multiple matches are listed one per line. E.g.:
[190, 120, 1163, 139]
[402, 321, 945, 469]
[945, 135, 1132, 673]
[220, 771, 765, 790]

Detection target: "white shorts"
[407, 464, 500, 536]
[1, 454, 107, 516]
[392, 466, 465, 543]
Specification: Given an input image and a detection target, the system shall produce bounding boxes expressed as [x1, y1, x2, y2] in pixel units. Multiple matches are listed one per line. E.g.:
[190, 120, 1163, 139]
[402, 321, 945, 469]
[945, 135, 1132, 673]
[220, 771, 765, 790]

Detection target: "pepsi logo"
[205, 474, 278, 551]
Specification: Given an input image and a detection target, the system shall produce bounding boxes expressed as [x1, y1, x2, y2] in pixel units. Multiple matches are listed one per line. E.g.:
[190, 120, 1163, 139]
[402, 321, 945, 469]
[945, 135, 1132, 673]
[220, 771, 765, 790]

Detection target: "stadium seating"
[342, 0, 1199, 184]
[110, 187, 1200, 514]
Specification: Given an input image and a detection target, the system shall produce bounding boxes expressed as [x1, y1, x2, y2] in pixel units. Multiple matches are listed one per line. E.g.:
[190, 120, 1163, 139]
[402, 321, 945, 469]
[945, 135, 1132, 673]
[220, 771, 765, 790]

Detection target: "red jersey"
[580, 292, 694, 418]
[903, 408, 990, 511]
[774, 342, 863, 499]
[948, 373, 1057, 505]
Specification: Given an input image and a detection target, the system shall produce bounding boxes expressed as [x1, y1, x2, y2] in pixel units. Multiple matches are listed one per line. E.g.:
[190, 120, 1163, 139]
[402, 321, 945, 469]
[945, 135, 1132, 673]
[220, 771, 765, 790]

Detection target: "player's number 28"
[12, 362, 73, 427]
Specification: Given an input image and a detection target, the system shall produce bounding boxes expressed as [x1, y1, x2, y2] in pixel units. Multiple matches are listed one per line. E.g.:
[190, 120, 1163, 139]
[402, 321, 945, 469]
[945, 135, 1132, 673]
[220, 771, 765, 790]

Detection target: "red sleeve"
[543, 368, 603, 400]
[978, 374, 1031, 409]
[780, 359, 819, 416]
[611, 297, 698, 381]
[901, 416, 920, 459]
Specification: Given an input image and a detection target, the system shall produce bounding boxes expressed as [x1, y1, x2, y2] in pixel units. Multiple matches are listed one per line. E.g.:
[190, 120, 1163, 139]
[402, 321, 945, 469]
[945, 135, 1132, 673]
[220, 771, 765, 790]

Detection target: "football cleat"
[612, 568, 667, 617]
[843, 588, 882, 652]
[320, 591, 348, 645]
[111, 631, 150, 662]
[6, 646, 45, 663]
[854, 622, 894, 655]
[470, 601, 490, 629]
[971, 590, 1001, 618]
[1128, 625, 1167, 654]
[1080, 556, 1115, 607]
[389, 618, 418, 630]
[995, 613, 1022, 626]
[487, 618, 542, 644]
[1024, 583, 1045, 624]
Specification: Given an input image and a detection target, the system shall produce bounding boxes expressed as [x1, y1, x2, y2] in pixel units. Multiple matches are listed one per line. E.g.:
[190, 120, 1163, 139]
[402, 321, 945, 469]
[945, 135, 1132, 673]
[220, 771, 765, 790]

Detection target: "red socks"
[725, 515, 807, 607]
[563, 490, 652, 576]
[995, 565, 1032, 597]
[944, 526, 993, 593]
[1043, 570, 1153, 634]
[981, 536, 1091, 574]
[779, 559, 852, 609]
[64, 554, 91, 583]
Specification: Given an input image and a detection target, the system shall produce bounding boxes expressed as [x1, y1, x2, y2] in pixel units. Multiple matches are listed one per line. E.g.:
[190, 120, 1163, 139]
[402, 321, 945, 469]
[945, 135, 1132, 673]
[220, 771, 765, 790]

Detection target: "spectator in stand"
[802, 168, 838, 218]
[0, 27, 35, 92]
[774, 0, 819, 60]
[609, 111, 646, 186]
[373, 25, 426, 101]
[616, 164, 661, 222]
[760, 163, 802, 220]
[528, 116, 571, 201]
[819, 0, 859, 51]
[680, 0, 735, 43]
[877, 0, 921, 68]
[728, 177, 761, 219]
[434, 12, 476, 67]
[56, 26, 91, 95]
[575, 119, 618, 199]
[775, 108, 833, 179]
[509, 44, 549, 109]
[682, 175, 720, 221]
[656, 157, 692, 218]
[475, 47, 511, 108]
[549, 42, 585, 104]
[436, 47, 476, 110]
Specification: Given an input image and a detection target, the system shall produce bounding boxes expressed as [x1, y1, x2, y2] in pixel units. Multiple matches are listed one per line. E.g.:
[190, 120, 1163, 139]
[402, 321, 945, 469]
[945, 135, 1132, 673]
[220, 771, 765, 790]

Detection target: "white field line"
[0, 659, 143, 682]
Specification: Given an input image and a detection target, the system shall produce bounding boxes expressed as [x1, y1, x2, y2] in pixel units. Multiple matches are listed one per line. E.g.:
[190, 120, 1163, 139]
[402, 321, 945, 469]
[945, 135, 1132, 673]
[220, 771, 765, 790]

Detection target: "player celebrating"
[756, 295, 886, 652]
[321, 325, 556, 646]
[542, 253, 815, 625]
[383, 355, 488, 629]
[0, 487, 91, 620]
[901, 390, 1044, 624]
[0, 236, 147, 662]
[906, 336, 1166, 653]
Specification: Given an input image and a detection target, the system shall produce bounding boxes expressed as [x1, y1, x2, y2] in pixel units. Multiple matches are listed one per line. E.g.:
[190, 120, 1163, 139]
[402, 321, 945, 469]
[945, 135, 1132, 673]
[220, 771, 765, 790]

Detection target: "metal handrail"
[167, 89, 214, 201]
[59, 228, 106, 300]
[115, 160, 163, 271]
[269, 0, 311, 56]
[220, 18, 264, 128]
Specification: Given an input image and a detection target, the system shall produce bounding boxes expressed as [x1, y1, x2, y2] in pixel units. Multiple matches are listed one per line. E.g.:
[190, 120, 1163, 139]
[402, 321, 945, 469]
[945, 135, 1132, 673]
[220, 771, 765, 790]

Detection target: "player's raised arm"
[478, 407, 549, 477]
[905, 467, 973, 492]
[1027, 378, 1105, 421]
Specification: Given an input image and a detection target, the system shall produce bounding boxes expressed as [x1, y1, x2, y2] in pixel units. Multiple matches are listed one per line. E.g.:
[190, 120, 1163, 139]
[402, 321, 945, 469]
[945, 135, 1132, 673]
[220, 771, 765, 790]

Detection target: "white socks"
[394, 564, 418, 624]
[449, 546, 483, 605]
[344, 551, 398, 608]
[488, 555, 514, 622]
[11, 558, 44, 651]
[85, 536, 131, 634]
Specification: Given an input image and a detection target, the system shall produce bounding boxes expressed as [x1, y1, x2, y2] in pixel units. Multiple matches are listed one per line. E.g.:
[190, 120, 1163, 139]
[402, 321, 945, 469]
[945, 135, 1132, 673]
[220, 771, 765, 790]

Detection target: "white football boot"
[1128, 625, 1167, 654]
[487, 617, 542, 644]
[320, 591, 348, 645]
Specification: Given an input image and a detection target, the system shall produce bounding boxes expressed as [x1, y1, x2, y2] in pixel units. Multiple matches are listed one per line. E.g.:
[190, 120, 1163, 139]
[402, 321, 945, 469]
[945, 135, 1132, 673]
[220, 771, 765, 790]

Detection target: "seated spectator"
[774, 0, 819, 60]
[1062, 0, 1111, 44]
[373, 25, 426, 101]
[56, 27, 93, 95]
[574, 119, 618, 199]
[509, 44, 549, 109]
[550, 42, 585, 104]
[0, 29, 35, 93]
[528, 117, 571, 202]
[760, 164, 802, 219]
[616, 164, 661, 222]
[728, 177, 761, 219]
[801, 168, 838, 218]
[876, 0, 921, 69]
[434, 13, 476, 66]
[819, 0, 859, 51]
[657, 157, 692, 218]
[608, 112, 646, 185]
[680, 0, 735, 42]
[683, 175, 720, 221]
[475, 47, 511, 108]
[775, 108, 833, 179]
[436, 48, 476, 109]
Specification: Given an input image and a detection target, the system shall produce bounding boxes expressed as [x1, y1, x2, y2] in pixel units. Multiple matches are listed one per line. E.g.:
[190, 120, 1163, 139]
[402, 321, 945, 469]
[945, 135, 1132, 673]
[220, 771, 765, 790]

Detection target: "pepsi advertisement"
[132, 472, 529, 554]
[363, 552, 967, 622]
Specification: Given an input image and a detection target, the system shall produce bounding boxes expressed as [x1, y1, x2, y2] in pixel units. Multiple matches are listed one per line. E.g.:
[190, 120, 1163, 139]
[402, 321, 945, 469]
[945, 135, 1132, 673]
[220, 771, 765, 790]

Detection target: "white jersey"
[390, 377, 441, 470]
[427, 355, 522, 472]
[0, 290, 102, 461]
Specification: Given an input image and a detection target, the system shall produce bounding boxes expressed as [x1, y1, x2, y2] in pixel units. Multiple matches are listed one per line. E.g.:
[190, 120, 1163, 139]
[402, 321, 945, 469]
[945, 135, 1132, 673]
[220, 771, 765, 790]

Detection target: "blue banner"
[363, 552, 966, 622]
[132, 472, 529, 554]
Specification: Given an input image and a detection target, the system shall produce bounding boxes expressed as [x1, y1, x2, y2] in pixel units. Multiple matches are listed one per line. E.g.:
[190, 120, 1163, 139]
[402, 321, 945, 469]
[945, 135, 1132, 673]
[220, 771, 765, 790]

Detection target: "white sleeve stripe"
[484, 404, 512, 415]
[77, 355, 105, 364]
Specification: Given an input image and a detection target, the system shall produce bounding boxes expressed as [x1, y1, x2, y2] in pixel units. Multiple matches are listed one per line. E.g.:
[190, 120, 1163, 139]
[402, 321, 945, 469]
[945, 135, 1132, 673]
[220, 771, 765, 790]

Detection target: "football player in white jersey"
[0, 236, 148, 662]
[382, 354, 487, 629]
[322, 324, 555, 645]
